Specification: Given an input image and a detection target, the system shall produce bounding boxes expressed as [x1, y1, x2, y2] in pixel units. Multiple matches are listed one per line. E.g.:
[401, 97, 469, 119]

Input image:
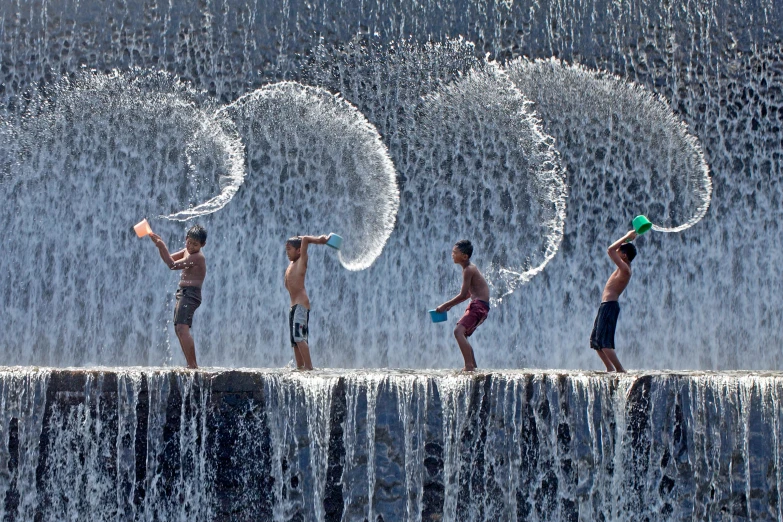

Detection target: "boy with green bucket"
[148, 225, 208, 369]
[435, 239, 491, 372]
[590, 229, 638, 372]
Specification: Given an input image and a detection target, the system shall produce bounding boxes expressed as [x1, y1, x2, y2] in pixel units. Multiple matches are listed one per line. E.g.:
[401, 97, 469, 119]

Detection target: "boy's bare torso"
[174, 249, 207, 288]
[285, 259, 310, 308]
[465, 264, 491, 302]
[601, 265, 631, 302]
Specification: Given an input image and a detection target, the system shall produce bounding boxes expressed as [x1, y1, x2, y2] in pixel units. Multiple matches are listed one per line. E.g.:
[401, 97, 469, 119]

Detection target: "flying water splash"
[506, 58, 712, 233]
[419, 64, 567, 303]
[219, 81, 400, 271]
[0, 69, 245, 221]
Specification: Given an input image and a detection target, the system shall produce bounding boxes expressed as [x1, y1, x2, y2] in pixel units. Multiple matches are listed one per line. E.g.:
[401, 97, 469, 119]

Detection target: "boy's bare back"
[601, 265, 631, 302]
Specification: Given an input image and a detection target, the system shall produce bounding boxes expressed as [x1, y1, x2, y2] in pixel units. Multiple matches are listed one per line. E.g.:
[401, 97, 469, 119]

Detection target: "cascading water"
[1, 0, 782, 520]
[505, 57, 713, 234]
[0, 8, 746, 369]
[1, 367, 782, 521]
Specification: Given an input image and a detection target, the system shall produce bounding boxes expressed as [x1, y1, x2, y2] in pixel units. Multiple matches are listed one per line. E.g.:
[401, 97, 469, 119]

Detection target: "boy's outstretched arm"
[436, 267, 474, 313]
[607, 230, 637, 270]
[149, 233, 175, 267]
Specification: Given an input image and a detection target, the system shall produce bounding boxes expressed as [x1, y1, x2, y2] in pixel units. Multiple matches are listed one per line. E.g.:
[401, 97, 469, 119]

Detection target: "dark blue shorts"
[590, 301, 620, 350]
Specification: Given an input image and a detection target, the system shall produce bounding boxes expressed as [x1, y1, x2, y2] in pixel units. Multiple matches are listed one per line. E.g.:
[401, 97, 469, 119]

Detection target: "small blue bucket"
[429, 310, 448, 323]
[326, 234, 343, 249]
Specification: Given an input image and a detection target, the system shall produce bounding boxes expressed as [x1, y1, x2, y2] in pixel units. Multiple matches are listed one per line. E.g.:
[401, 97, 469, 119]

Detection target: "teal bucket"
[632, 215, 653, 235]
[326, 233, 343, 249]
[429, 310, 448, 323]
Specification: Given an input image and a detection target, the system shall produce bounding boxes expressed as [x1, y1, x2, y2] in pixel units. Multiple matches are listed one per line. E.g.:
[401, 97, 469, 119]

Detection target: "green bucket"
[632, 215, 653, 235]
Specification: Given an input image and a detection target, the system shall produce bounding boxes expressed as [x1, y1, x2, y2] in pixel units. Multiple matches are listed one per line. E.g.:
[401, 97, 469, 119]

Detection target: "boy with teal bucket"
[284, 233, 339, 370]
[435, 239, 491, 372]
[590, 218, 649, 372]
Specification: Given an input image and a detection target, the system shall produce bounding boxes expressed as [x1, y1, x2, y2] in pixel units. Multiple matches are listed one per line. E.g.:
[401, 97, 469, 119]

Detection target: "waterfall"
[1, 0, 779, 370]
[0, 0, 780, 369]
[0, 367, 780, 520]
[1, 1, 781, 519]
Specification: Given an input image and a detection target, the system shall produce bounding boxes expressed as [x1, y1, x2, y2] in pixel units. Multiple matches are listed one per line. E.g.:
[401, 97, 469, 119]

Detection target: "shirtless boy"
[284, 234, 331, 370]
[435, 239, 491, 372]
[590, 229, 637, 373]
[149, 225, 207, 369]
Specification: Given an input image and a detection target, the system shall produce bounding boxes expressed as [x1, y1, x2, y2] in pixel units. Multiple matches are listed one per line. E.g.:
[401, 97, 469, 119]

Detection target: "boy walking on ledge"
[436, 239, 490, 372]
[284, 234, 331, 370]
[590, 229, 638, 373]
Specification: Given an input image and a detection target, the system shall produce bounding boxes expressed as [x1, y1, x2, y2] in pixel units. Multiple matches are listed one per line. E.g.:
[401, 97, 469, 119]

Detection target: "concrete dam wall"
[1, 368, 781, 521]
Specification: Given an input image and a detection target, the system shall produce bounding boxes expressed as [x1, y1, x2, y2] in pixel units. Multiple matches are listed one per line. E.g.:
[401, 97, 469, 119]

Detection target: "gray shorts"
[289, 304, 310, 347]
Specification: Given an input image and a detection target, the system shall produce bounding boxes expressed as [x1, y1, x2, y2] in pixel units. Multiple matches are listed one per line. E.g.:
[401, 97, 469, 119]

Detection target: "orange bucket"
[133, 219, 153, 238]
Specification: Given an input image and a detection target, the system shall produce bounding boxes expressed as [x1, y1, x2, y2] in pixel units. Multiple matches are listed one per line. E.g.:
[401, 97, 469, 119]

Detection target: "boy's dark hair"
[619, 242, 637, 262]
[455, 239, 473, 258]
[187, 224, 207, 245]
[286, 236, 302, 249]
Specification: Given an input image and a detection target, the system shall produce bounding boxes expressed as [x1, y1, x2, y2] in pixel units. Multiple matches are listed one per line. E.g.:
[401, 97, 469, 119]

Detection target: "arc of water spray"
[505, 57, 713, 233]
[422, 63, 568, 304]
[162, 114, 247, 221]
[216, 81, 400, 271]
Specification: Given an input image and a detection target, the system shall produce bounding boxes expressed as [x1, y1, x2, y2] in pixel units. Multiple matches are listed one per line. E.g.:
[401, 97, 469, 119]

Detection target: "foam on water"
[219, 81, 399, 271]
[418, 64, 567, 303]
[506, 58, 712, 233]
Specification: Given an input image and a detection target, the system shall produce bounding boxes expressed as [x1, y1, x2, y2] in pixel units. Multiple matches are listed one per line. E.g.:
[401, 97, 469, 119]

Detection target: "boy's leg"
[291, 344, 305, 368]
[454, 325, 477, 371]
[602, 348, 625, 373]
[595, 348, 615, 372]
[175, 324, 198, 369]
[294, 341, 314, 370]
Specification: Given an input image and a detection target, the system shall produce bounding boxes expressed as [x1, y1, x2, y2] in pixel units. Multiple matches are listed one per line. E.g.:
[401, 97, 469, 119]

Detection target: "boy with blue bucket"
[435, 239, 491, 372]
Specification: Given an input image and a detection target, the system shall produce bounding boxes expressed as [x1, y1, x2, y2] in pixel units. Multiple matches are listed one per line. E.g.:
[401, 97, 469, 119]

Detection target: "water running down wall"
[0, 367, 781, 521]
[0, 2, 781, 520]
[0, 0, 781, 370]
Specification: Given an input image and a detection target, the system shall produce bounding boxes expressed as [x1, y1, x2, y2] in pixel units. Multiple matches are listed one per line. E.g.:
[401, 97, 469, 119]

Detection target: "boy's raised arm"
[607, 230, 637, 270]
[298, 234, 329, 261]
[436, 267, 474, 312]
[149, 234, 196, 270]
[149, 233, 175, 267]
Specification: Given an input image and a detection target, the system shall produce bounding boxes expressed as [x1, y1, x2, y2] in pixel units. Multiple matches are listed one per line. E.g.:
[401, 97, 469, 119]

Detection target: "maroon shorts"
[457, 300, 490, 337]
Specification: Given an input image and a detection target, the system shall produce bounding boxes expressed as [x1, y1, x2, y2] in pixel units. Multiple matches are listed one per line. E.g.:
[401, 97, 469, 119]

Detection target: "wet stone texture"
[1, 368, 783, 521]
